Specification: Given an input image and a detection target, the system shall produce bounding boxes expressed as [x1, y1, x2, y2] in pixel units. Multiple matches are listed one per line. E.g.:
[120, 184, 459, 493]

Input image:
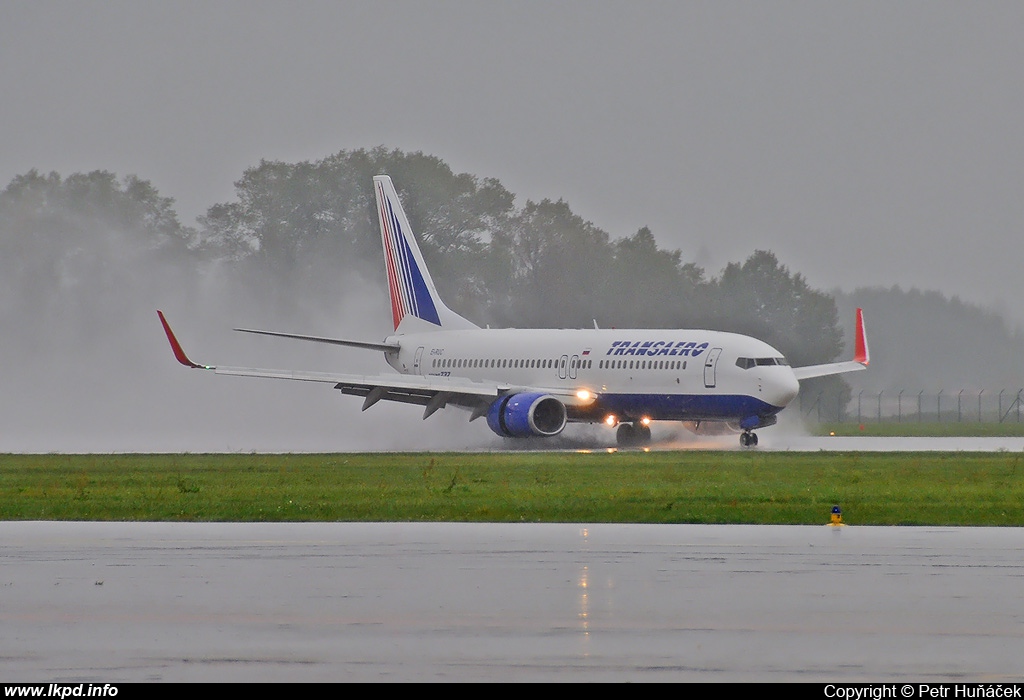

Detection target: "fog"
[5, 3, 1023, 323]
[0, 200, 491, 453]
[3, 3, 1024, 451]
[0, 187, 809, 453]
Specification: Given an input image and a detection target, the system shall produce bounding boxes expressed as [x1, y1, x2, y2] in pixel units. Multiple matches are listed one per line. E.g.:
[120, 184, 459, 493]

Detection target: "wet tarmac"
[2, 521, 1023, 682]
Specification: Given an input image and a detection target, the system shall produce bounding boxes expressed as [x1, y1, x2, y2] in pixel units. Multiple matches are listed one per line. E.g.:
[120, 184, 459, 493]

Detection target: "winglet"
[854, 307, 869, 366]
[790, 308, 870, 381]
[157, 310, 208, 369]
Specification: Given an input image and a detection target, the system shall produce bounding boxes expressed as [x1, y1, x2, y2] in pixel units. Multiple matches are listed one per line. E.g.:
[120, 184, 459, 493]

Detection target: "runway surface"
[2, 521, 1023, 682]
[639, 433, 1024, 453]
[759, 435, 1024, 452]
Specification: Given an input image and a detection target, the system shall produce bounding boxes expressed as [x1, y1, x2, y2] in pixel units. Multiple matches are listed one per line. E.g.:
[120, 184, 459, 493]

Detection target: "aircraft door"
[414, 346, 425, 374]
[569, 354, 580, 380]
[703, 347, 723, 388]
[558, 354, 569, 380]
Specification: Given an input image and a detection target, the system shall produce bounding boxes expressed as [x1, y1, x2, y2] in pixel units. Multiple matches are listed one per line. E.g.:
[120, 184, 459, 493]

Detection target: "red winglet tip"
[157, 310, 202, 369]
[853, 308, 869, 366]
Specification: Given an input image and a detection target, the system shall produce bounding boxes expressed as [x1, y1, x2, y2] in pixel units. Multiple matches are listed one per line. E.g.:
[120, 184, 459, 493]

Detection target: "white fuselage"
[383, 327, 800, 426]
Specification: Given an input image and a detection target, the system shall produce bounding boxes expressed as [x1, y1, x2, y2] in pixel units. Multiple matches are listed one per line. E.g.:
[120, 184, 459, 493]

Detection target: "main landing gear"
[740, 431, 759, 448]
[616, 422, 652, 447]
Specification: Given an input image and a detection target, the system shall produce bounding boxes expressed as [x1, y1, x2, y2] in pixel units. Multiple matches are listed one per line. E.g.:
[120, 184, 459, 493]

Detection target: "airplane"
[158, 175, 869, 448]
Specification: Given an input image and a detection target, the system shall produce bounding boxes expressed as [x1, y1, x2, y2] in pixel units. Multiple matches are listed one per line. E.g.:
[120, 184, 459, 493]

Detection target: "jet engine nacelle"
[486, 393, 567, 438]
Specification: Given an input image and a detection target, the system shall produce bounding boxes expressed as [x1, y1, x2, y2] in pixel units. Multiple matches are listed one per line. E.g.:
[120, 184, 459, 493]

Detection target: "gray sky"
[4, 0, 1024, 322]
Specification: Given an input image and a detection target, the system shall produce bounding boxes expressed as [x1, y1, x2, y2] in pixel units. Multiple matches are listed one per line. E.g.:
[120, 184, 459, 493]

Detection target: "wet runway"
[480, 429, 1024, 454]
[756, 434, 1024, 452]
[639, 433, 1024, 453]
[3, 520, 1023, 682]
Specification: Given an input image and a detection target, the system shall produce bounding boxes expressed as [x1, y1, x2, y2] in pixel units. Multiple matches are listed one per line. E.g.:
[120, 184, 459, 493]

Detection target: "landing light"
[604, 415, 618, 426]
[576, 389, 592, 400]
[640, 417, 651, 426]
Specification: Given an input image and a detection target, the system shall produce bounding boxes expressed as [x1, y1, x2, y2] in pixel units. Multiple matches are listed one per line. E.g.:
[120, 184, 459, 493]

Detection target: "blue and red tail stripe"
[376, 181, 441, 330]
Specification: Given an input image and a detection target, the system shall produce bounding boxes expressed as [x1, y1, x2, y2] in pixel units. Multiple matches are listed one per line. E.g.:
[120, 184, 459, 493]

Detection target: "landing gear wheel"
[740, 431, 759, 448]
[636, 424, 652, 445]
[616, 423, 635, 446]
[616, 422, 652, 447]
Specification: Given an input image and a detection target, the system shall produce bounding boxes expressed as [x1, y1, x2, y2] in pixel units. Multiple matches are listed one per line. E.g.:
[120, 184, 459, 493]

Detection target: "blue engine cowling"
[739, 414, 778, 431]
[486, 393, 567, 438]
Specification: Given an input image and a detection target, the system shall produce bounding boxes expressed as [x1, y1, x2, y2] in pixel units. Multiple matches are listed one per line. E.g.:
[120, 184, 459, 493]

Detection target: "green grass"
[2, 451, 1023, 526]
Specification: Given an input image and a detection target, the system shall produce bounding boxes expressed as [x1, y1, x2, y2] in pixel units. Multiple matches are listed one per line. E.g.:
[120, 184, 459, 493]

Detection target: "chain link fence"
[800, 389, 1024, 424]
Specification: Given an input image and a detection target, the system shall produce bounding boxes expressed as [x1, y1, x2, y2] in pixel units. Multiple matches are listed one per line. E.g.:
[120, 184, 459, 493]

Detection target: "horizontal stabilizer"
[233, 327, 399, 353]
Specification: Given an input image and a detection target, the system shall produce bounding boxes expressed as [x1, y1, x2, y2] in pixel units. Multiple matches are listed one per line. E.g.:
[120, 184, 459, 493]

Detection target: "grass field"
[2, 450, 1023, 526]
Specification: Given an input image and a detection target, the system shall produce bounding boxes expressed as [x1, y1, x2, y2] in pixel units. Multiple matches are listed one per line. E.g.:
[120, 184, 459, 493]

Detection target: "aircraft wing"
[210, 364, 503, 417]
[158, 311, 593, 419]
[791, 308, 870, 381]
[791, 360, 867, 381]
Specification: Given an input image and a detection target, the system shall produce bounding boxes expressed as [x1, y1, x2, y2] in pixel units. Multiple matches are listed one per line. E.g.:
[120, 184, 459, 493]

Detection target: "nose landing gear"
[738, 414, 775, 448]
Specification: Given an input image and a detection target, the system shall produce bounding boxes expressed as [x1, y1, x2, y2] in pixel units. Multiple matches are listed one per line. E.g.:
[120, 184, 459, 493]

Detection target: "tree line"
[1, 147, 858, 402]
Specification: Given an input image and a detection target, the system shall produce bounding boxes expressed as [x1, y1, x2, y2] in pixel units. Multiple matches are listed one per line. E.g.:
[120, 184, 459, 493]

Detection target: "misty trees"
[834, 286, 1024, 391]
[489, 198, 612, 328]
[1, 169, 194, 265]
[195, 148, 515, 319]
[605, 226, 708, 329]
[486, 215, 707, 331]
[0, 170, 199, 352]
[713, 250, 849, 408]
[189, 147, 849, 374]
[0, 150, 855, 408]
[22, 149, 1024, 440]
[713, 250, 842, 364]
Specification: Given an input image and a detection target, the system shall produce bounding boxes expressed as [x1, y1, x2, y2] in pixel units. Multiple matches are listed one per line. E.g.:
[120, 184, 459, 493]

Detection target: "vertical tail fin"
[374, 175, 478, 333]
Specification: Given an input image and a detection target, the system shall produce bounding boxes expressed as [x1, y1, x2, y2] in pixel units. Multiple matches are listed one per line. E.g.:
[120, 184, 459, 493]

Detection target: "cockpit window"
[736, 356, 789, 369]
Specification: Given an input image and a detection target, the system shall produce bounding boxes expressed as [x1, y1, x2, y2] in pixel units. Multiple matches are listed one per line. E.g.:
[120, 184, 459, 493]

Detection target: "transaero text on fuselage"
[605, 340, 709, 357]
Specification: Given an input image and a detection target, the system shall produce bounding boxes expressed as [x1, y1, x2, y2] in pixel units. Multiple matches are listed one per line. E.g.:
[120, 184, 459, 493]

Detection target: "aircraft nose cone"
[771, 371, 800, 407]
